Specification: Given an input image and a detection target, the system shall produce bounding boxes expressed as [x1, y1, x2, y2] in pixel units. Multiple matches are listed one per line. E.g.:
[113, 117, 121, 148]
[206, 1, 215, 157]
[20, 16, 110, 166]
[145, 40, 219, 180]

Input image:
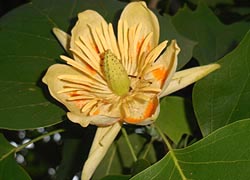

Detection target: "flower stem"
[155, 125, 187, 180]
[142, 138, 153, 159]
[121, 127, 137, 162]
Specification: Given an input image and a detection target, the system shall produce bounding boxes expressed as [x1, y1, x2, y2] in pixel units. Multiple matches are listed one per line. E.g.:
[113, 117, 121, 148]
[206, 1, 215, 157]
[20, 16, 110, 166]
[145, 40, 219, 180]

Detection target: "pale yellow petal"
[71, 10, 104, 53]
[43, 64, 120, 126]
[135, 102, 160, 126]
[52, 27, 71, 53]
[118, 1, 160, 74]
[42, 64, 83, 114]
[122, 96, 159, 125]
[156, 40, 180, 96]
[119, 1, 159, 47]
[161, 64, 221, 97]
[71, 10, 120, 64]
[81, 123, 122, 180]
[67, 112, 119, 127]
[66, 112, 90, 127]
[143, 40, 179, 92]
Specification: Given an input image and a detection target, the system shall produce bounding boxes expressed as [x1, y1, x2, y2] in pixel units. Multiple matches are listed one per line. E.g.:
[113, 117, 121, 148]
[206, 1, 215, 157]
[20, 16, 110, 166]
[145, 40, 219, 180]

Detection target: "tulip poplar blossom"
[42, 2, 220, 179]
[43, 2, 180, 127]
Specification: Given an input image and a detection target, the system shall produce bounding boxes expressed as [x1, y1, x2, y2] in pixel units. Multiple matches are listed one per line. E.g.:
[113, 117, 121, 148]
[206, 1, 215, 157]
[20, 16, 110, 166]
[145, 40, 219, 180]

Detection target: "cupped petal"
[122, 96, 160, 125]
[42, 64, 119, 126]
[155, 40, 180, 96]
[161, 64, 221, 97]
[118, 2, 160, 75]
[42, 64, 83, 113]
[119, 1, 159, 46]
[144, 40, 179, 94]
[71, 10, 120, 66]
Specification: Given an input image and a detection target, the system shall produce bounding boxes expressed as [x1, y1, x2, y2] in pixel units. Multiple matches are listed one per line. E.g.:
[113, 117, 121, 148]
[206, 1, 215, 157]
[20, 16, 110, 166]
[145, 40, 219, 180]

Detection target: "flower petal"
[118, 1, 160, 74]
[52, 27, 71, 53]
[67, 112, 118, 127]
[81, 123, 121, 180]
[42, 64, 119, 126]
[122, 96, 160, 125]
[119, 1, 159, 47]
[144, 40, 179, 93]
[161, 64, 221, 97]
[42, 64, 83, 113]
[71, 10, 120, 64]
[156, 40, 180, 96]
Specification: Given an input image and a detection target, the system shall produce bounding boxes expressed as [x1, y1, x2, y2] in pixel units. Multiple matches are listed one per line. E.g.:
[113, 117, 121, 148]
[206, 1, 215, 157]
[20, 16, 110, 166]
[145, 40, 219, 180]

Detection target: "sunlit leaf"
[131, 119, 250, 180]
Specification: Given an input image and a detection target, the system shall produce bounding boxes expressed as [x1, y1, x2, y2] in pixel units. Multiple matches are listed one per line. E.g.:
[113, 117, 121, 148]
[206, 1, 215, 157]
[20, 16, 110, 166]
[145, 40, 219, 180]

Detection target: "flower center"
[103, 50, 130, 96]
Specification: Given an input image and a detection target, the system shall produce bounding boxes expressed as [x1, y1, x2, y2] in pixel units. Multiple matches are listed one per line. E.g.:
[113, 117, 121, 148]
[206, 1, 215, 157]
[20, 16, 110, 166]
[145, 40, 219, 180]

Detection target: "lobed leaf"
[156, 96, 195, 144]
[172, 2, 249, 65]
[131, 119, 250, 180]
[193, 29, 250, 136]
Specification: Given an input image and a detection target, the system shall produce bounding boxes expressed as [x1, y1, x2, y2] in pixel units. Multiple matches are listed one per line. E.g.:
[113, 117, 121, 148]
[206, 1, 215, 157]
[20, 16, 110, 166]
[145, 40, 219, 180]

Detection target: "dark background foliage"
[0, 0, 249, 180]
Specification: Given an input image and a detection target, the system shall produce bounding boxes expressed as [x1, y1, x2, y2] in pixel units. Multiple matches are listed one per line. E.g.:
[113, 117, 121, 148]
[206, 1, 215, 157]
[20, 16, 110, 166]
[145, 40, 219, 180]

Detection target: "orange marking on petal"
[147, 44, 151, 52]
[93, 109, 100, 115]
[124, 100, 156, 124]
[124, 117, 139, 123]
[91, 43, 99, 54]
[68, 92, 85, 109]
[86, 64, 97, 75]
[74, 101, 85, 109]
[143, 101, 155, 119]
[136, 38, 144, 53]
[69, 91, 79, 97]
[137, 38, 152, 54]
[152, 68, 168, 86]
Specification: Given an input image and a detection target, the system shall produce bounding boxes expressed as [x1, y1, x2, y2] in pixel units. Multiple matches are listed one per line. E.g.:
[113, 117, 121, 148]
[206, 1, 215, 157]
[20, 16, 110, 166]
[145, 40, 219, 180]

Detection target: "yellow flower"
[43, 2, 170, 126]
[42, 2, 220, 179]
[43, 2, 219, 128]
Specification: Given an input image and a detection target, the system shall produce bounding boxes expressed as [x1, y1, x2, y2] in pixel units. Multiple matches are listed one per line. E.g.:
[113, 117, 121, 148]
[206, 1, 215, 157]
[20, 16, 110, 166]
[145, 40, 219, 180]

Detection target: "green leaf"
[93, 133, 156, 180]
[172, 2, 249, 65]
[56, 125, 96, 180]
[158, 14, 196, 69]
[131, 159, 151, 176]
[55, 138, 84, 180]
[229, 7, 250, 16]
[156, 96, 195, 144]
[0, 134, 31, 180]
[92, 143, 123, 180]
[0, 0, 125, 130]
[0, 156, 32, 180]
[131, 119, 250, 180]
[189, 0, 234, 7]
[193, 29, 250, 136]
[0, 134, 13, 158]
[101, 175, 130, 180]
